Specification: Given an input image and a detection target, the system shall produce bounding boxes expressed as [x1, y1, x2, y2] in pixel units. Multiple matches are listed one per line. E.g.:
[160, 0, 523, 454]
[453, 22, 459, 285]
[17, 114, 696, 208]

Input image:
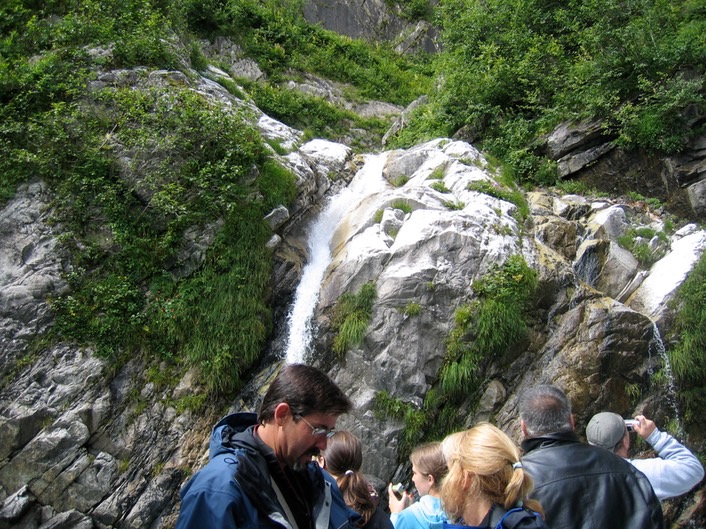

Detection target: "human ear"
[273, 402, 291, 425]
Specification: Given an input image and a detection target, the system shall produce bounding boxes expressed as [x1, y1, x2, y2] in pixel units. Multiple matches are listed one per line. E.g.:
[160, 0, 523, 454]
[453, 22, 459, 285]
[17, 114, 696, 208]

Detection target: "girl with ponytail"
[320, 431, 394, 529]
[439, 423, 549, 529]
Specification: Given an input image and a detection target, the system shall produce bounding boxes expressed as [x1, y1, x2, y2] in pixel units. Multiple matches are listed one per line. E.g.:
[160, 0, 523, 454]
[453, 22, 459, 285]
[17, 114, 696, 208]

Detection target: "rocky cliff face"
[1, 46, 705, 529]
[301, 0, 439, 54]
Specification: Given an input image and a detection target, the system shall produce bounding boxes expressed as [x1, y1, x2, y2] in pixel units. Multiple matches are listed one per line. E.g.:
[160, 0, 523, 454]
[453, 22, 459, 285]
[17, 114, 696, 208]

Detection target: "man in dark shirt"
[519, 384, 665, 529]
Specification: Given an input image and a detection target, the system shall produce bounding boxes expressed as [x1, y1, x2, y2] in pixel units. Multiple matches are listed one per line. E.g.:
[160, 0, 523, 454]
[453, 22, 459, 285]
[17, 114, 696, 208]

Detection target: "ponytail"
[321, 431, 378, 525]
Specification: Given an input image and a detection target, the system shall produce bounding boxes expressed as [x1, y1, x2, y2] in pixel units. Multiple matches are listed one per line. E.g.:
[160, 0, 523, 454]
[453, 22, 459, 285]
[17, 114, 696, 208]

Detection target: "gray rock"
[0, 486, 35, 528]
[546, 120, 606, 160]
[264, 206, 290, 231]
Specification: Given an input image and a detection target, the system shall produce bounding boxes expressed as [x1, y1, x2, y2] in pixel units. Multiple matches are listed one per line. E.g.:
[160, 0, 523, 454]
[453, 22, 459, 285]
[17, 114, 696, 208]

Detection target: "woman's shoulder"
[363, 507, 394, 529]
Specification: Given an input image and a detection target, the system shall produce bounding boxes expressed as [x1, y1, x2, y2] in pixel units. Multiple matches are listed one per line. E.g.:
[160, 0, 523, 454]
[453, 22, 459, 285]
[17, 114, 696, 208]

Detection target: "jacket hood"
[417, 496, 447, 524]
[209, 412, 258, 460]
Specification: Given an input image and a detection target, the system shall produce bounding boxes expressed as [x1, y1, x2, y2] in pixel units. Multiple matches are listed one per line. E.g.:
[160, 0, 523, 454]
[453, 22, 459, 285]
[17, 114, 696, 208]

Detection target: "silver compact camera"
[625, 419, 639, 431]
[391, 483, 406, 499]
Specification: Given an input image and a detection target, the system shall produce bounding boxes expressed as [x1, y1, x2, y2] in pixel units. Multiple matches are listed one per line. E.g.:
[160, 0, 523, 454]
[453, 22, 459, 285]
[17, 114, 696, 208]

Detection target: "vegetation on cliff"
[0, 0, 430, 396]
[375, 255, 538, 456]
[390, 0, 706, 185]
[2, 0, 705, 413]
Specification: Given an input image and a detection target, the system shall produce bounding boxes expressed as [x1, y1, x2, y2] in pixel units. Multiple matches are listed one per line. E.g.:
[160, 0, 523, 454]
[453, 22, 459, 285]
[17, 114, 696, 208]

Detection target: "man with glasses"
[176, 363, 360, 529]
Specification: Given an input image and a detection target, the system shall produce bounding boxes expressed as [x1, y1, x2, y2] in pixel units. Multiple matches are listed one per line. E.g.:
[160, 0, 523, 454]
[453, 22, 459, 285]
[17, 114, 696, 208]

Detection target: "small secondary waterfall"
[284, 153, 388, 364]
[648, 322, 684, 437]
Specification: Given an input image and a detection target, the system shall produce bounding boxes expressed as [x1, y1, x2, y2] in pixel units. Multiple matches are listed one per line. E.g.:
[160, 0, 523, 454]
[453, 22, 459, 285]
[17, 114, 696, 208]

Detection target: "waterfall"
[284, 153, 388, 364]
[648, 322, 684, 438]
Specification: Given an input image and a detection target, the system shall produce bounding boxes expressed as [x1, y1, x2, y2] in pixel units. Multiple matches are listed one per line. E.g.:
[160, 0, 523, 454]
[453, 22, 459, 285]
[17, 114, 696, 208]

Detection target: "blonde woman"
[388, 442, 448, 529]
[440, 423, 549, 529]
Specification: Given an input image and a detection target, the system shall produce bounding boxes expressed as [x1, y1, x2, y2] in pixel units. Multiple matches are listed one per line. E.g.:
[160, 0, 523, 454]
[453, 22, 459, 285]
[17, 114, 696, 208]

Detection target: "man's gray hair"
[519, 384, 573, 437]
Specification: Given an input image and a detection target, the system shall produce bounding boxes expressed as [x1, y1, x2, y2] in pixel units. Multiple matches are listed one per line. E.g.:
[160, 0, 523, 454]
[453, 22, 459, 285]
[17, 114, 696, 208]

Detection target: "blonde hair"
[440, 423, 542, 522]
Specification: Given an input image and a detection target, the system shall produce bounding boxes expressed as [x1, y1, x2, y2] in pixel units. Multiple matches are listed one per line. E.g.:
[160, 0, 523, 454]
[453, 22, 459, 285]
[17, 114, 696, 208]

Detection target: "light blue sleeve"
[630, 428, 705, 500]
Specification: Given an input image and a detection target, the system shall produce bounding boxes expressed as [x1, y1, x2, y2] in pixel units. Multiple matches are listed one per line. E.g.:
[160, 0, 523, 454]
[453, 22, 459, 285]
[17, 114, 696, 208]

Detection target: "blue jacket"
[390, 495, 447, 529]
[442, 505, 548, 529]
[176, 412, 361, 529]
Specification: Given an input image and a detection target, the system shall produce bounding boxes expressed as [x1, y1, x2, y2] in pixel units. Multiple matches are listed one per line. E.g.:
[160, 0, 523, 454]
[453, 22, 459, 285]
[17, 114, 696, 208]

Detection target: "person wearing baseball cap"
[519, 385, 664, 529]
[587, 412, 704, 500]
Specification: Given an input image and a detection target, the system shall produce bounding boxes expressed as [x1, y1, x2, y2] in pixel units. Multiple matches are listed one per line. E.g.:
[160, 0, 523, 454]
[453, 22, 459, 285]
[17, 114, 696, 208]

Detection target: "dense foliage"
[0, 0, 429, 396]
[185, 0, 432, 104]
[389, 0, 706, 185]
[669, 251, 706, 432]
[2, 0, 705, 408]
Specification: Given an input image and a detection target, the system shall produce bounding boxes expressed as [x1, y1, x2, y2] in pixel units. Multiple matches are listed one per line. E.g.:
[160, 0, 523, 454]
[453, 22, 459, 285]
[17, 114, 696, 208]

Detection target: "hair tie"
[512, 462, 523, 470]
[345, 469, 354, 475]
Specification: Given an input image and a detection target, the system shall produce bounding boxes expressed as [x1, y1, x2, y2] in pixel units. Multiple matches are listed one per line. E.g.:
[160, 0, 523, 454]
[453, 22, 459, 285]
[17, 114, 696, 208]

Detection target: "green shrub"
[668, 251, 706, 427]
[430, 181, 450, 193]
[428, 166, 446, 180]
[553, 180, 595, 196]
[617, 227, 668, 268]
[443, 200, 465, 210]
[391, 0, 435, 21]
[33, 80, 291, 395]
[373, 390, 408, 420]
[212, 0, 431, 105]
[467, 178, 529, 222]
[440, 256, 537, 403]
[248, 82, 350, 137]
[373, 390, 427, 458]
[332, 283, 377, 355]
[402, 302, 421, 316]
[391, 199, 413, 214]
[405, 0, 706, 182]
[392, 175, 410, 187]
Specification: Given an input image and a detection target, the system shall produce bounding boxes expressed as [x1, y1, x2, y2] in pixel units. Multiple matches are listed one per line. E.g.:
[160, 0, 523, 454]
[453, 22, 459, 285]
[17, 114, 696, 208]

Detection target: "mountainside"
[1, 2, 706, 528]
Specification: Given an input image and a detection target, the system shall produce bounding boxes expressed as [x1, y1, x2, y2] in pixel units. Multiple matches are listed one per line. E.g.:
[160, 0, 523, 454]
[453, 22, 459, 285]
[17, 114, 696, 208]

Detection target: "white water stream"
[648, 322, 684, 438]
[284, 153, 388, 364]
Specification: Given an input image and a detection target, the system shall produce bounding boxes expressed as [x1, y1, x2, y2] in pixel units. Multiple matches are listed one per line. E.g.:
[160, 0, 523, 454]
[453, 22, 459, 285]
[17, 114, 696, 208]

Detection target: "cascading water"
[284, 153, 388, 364]
[648, 322, 684, 438]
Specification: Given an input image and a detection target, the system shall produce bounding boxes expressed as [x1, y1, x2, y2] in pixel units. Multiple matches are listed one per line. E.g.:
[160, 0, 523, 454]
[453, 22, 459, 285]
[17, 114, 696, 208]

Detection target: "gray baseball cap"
[586, 412, 626, 449]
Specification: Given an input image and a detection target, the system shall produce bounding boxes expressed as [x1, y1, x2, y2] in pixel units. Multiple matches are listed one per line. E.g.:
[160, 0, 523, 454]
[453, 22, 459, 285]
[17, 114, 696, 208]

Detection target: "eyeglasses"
[297, 415, 336, 439]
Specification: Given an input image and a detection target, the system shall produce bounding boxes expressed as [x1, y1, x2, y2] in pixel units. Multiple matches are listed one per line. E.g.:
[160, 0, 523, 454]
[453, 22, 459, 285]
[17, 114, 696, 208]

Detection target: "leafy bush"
[430, 181, 450, 193]
[439, 255, 537, 394]
[668, 251, 706, 427]
[442, 200, 465, 210]
[332, 282, 377, 355]
[617, 227, 669, 268]
[388, 0, 435, 21]
[198, 0, 431, 105]
[30, 81, 293, 395]
[427, 166, 445, 180]
[391, 199, 413, 214]
[402, 302, 421, 316]
[373, 390, 427, 457]
[396, 0, 706, 183]
[467, 178, 529, 222]
[391, 175, 410, 187]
